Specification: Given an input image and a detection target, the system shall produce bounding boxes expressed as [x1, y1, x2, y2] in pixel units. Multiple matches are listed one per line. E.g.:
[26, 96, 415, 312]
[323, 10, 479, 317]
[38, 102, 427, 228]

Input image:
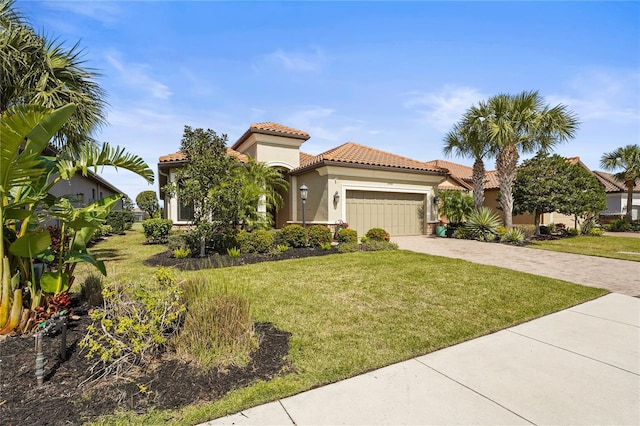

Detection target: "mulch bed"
[144, 246, 339, 270]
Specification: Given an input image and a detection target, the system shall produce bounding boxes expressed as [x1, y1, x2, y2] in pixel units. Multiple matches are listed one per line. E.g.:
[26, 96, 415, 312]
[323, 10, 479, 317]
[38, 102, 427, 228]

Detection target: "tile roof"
[484, 170, 500, 190]
[158, 148, 248, 164]
[294, 142, 446, 174]
[592, 171, 639, 192]
[424, 159, 473, 181]
[250, 122, 309, 138]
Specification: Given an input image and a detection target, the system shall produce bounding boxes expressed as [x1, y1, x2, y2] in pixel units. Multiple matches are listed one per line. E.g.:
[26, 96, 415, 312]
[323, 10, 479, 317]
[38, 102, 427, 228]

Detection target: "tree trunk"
[625, 181, 634, 221]
[472, 158, 486, 210]
[496, 145, 519, 228]
[534, 208, 541, 236]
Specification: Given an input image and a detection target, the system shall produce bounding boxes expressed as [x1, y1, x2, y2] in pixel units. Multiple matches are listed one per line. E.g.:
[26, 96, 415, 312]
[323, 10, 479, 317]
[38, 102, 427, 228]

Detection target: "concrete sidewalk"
[393, 236, 640, 297]
[206, 293, 640, 425]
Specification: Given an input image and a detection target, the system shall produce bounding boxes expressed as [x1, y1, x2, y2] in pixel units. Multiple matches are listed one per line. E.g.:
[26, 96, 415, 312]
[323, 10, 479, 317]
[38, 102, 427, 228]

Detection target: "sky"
[19, 0, 640, 204]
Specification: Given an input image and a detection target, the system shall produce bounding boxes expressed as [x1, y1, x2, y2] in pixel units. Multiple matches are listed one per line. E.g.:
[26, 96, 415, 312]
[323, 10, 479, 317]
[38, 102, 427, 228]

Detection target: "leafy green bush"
[238, 229, 274, 253]
[320, 242, 333, 251]
[464, 207, 500, 241]
[580, 215, 601, 235]
[547, 223, 557, 234]
[173, 247, 191, 258]
[79, 269, 186, 377]
[539, 225, 550, 235]
[275, 224, 307, 248]
[501, 227, 526, 244]
[590, 228, 605, 236]
[336, 228, 358, 243]
[337, 241, 360, 253]
[275, 244, 288, 253]
[605, 218, 632, 232]
[452, 227, 469, 239]
[563, 228, 580, 237]
[360, 240, 398, 251]
[365, 227, 390, 242]
[227, 247, 241, 257]
[105, 210, 134, 234]
[209, 229, 242, 254]
[307, 225, 332, 248]
[142, 218, 173, 244]
[167, 233, 188, 251]
[496, 226, 508, 237]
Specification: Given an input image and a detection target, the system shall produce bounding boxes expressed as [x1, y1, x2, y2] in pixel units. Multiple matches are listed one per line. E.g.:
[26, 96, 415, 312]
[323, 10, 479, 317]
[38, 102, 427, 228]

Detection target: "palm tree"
[600, 144, 640, 221]
[0, 0, 106, 152]
[443, 107, 492, 210]
[470, 91, 579, 227]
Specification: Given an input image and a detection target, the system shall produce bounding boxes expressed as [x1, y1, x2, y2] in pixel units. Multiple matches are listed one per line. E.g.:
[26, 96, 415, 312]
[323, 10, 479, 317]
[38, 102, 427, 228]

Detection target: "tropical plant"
[464, 207, 501, 241]
[437, 190, 474, 225]
[500, 227, 526, 244]
[443, 109, 492, 210]
[0, 103, 154, 334]
[600, 144, 640, 222]
[0, 0, 106, 152]
[467, 91, 579, 228]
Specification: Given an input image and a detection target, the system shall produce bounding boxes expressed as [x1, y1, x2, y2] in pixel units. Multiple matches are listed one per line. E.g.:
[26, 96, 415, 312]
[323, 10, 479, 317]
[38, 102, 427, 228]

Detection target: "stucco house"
[158, 122, 447, 236]
[593, 171, 640, 221]
[49, 169, 125, 210]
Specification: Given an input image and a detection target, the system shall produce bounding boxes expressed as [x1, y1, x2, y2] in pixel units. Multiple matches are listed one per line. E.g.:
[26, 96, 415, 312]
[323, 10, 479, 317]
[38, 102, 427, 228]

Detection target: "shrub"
[580, 215, 601, 235]
[464, 207, 500, 241]
[337, 241, 360, 253]
[452, 227, 469, 239]
[79, 270, 186, 377]
[606, 218, 631, 232]
[336, 228, 358, 243]
[563, 228, 580, 237]
[238, 229, 274, 253]
[320, 242, 332, 251]
[175, 277, 256, 369]
[105, 210, 134, 234]
[496, 226, 508, 237]
[365, 227, 391, 242]
[547, 223, 557, 234]
[275, 224, 307, 248]
[167, 233, 189, 251]
[360, 240, 398, 251]
[539, 225, 550, 235]
[590, 228, 605, 237]
[275, 244, 288, 253]
[210, 229, 242, 254]
[516, 225, 536, 240]
[173, 247, 191, 259]
[501, 228, 526, 245]
[142, 218, 173, 244]
[227, 247, 241, 257]
[81, 274, 104, 307]
[307, 225, 332, 248]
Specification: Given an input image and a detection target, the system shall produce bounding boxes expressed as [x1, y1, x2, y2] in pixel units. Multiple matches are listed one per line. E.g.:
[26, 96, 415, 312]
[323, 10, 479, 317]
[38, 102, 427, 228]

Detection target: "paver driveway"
[393, 236, 640, 297]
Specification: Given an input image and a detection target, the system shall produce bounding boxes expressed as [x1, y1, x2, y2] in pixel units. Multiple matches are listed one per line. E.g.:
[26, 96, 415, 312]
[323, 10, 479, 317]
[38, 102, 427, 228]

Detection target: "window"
[178, 198, 194, 221]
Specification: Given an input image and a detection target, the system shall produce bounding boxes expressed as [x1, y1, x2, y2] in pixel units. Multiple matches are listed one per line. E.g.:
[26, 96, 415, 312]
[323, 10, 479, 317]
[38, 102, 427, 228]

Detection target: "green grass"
[86, 229, 607, 425]
[528, 235, 640, 262]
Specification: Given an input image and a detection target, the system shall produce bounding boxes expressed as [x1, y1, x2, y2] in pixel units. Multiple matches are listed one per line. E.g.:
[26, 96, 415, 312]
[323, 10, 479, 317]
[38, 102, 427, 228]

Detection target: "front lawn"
[528, 235, 640, 262]
[79, 229, 607, 425]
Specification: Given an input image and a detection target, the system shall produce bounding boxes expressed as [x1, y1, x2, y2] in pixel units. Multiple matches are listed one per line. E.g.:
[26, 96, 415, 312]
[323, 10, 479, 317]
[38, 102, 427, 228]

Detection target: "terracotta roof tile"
[484, 170, 500, 190]
[593, 171, 639, 192]
[295, 142, 445, 174]
[159, 148, 248, 164]
[250, 122, 309, 138]
[424, 160, 474, 181]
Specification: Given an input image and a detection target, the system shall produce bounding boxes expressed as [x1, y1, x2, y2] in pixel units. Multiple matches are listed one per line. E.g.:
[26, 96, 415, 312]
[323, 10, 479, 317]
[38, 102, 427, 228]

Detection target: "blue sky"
[20, 1, 640, 203]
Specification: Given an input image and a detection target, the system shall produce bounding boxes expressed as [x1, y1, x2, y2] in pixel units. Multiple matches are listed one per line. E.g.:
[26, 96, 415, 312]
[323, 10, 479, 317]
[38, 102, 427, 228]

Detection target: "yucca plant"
[464, 207, 501, 241]
[500, 227, 526, 245]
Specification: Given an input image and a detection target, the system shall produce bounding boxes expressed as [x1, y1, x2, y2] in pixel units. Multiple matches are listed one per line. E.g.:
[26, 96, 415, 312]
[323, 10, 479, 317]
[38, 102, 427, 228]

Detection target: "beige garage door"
[346, 191, 425, 236]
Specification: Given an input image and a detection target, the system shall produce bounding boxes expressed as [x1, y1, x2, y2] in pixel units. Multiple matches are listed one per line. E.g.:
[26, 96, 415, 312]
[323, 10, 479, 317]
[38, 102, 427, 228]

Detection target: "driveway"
[393, 236, 640, 297]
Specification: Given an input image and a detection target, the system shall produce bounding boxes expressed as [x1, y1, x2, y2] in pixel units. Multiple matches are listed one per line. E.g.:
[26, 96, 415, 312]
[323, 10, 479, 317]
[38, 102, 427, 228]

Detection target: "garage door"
[346, 191, 425, 236]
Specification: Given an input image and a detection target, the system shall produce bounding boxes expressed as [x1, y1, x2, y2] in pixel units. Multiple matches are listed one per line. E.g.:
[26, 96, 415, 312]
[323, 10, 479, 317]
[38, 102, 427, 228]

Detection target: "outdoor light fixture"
[433, 195, 439, 206]
[299, 184, 308, 228]
[333, 191, 340, 203]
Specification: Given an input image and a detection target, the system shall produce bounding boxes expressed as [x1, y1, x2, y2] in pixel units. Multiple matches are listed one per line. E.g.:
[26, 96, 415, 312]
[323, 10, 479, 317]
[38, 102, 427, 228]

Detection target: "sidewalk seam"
[279, 400, 297, 425]
[567, 309, 640, 328]
[506, 329, 640, 376]
[413, 359, 536, 425]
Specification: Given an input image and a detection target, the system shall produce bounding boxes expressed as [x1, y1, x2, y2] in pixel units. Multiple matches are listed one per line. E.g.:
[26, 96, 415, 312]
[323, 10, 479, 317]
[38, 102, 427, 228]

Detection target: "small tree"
[513, 153, 606, 234]
[136, 190, 160, 218]
[437, 190, 474, 225]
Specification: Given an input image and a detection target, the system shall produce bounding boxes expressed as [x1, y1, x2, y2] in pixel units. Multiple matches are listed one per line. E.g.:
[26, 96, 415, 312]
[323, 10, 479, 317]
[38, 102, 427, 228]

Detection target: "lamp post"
[299, 184, 308, 228]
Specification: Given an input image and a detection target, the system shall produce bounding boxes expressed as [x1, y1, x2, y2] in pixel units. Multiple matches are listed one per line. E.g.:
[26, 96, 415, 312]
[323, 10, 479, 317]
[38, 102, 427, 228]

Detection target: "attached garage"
[346, 190, 425, 236]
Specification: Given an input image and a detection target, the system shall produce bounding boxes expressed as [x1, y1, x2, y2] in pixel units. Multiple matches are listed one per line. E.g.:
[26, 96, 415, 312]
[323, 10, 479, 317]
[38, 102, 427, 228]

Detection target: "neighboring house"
[593, 171, 640, 221]
[49, 169, 125, 210]
[158, 122, 448, 236]
[430, 156, 624, 228]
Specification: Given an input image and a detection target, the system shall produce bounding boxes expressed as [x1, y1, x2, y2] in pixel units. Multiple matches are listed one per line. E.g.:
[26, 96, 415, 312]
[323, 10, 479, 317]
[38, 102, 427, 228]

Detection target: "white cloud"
[105, 51, 172, 100]
[42, 1, 121, 25]
[403, 86, 486, 132]
[262, 48, 325, 73]
[548, 69, 640, 123]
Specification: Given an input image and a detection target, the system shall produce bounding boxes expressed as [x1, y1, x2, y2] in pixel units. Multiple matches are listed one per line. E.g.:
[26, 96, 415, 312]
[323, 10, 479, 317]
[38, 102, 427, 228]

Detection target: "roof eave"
[290, 159, 447, 176]
[231, 128, 310, 150]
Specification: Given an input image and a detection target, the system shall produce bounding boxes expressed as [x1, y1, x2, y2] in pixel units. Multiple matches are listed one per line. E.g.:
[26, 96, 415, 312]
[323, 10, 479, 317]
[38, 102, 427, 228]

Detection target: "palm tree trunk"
[626, 181, 634, 221]
[472, 158, 486, 210]
[496, 145, 519, 228]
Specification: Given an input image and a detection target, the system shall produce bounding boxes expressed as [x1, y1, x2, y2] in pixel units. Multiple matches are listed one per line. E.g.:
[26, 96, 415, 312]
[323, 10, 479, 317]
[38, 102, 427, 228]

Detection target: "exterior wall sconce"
[433, 195, 439, 206]
[299, 184, 308, 227]
[333, 191, 340, 203]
